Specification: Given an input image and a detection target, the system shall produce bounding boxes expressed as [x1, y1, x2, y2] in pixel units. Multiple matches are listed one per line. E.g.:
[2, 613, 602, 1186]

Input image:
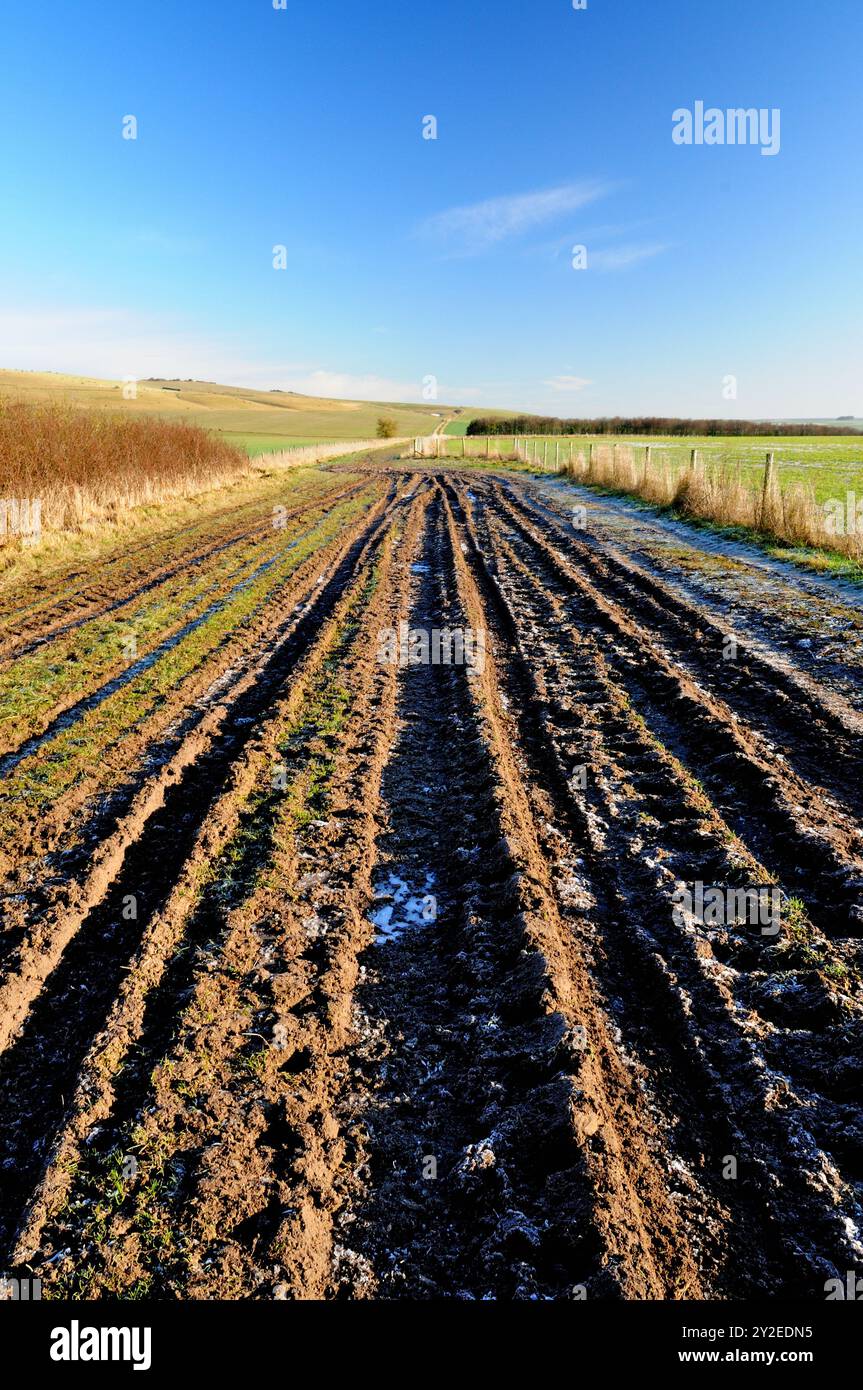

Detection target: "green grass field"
[221, 434, 337, 456]
[443, 411, 515, 436]
[441, 433, 863, 504]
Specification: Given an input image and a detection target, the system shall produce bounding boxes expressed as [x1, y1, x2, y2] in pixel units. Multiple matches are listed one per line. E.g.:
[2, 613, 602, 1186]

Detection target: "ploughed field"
[0, 454, 861, 1300]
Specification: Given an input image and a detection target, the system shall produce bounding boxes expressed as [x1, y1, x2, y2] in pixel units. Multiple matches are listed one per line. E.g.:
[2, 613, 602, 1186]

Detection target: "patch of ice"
[370, 869, 436, 944]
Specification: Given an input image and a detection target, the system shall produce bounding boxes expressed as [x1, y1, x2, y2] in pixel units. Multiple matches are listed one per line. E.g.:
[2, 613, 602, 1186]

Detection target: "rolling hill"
[0, 370, 498, 454]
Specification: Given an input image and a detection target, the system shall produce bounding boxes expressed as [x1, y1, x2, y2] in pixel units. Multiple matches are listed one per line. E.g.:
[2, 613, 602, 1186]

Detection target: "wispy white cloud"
[525, 226, 672, 273]
[0, 307, 478, 405]
[0, 308, 309, 385]
[261, 369, 478, 403]
[589, 241, 671, 272]
[283, 369, 477, 404]
[417, 180, 612, 255]
[287, 369, 417, 401]
[543, 375, 592, 393]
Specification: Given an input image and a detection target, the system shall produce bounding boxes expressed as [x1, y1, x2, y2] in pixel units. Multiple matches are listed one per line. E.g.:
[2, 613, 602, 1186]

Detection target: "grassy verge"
[0, 460, 348, 595]
[223, 433, 334, 456]
[580, 479, 863, 583]
[549, 448, 863, 583]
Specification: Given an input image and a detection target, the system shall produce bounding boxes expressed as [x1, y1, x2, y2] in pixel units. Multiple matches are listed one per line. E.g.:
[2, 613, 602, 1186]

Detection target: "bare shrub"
[0, 399, 249, 541]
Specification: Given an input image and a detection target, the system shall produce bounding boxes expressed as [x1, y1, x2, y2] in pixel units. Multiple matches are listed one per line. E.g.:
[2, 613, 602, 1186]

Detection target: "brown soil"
[2, 464, 861, 1301]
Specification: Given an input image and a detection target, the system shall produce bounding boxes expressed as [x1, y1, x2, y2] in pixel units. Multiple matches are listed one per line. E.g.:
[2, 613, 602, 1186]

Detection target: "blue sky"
[0, 0, 860, 416]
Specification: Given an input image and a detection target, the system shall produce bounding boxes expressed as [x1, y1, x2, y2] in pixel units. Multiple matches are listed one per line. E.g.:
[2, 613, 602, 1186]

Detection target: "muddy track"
[476, 481, 863, 938]
[0, 486, 375, 769]
[0, 477, 370, 667]
[444, 475, 863, 1295]
[337, 487, 702, 1299]
[507, 481, 863, 819]
[8, 482, 430, 1292]
[0, 480, 400, 1054]
[3, 465, 861, 1300]
[0, 480, 415, 1262]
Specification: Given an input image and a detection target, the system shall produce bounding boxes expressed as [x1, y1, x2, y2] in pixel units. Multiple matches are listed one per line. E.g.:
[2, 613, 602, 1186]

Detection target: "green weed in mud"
[272, 554, 383, 842]
[52, 1137, 181, 1297]
[782, 896, 810, 941]
[48, 1263, 98, 1301]
[124, 1277, 155, 1301]
[104, 1148, 132, 1206]
[757, 896, 858, 993]
[289, 756, 337, 831]
[822, 959, 850, 983]
[239, 1046, 269, 1077]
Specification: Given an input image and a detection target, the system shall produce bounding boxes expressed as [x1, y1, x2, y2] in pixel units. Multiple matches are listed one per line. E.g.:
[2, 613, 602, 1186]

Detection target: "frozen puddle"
[369, 870, 437, 944]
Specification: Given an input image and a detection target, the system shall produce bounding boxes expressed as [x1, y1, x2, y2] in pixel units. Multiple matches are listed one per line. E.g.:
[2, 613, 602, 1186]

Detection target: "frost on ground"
[369, 870, 437, 944]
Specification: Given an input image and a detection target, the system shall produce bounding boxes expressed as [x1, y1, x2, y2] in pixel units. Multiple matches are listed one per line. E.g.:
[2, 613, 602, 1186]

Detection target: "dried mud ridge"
[2, 467, 861, 1301]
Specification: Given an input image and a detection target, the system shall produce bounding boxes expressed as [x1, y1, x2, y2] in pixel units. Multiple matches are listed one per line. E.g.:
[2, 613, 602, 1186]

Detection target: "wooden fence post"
[759, 451, 777, 529]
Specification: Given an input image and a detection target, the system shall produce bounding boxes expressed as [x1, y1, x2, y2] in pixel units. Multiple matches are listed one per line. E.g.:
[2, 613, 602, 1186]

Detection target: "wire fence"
[410, 435, 863, 560]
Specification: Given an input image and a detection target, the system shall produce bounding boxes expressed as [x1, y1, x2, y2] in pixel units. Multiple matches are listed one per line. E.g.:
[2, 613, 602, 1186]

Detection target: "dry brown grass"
[0, 398, 250, 542]
[553, 441, 863, 561]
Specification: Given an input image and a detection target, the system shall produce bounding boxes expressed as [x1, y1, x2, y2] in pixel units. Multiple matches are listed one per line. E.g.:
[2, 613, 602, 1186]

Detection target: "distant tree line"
[466, 416, 862, 438]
